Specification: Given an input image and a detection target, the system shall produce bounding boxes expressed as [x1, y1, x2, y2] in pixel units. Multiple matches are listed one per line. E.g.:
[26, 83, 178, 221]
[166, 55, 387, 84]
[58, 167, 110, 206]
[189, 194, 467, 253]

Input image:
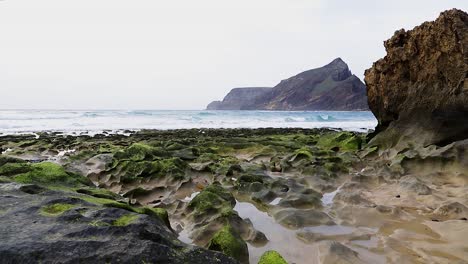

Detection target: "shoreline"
[0, 126, 373, 138]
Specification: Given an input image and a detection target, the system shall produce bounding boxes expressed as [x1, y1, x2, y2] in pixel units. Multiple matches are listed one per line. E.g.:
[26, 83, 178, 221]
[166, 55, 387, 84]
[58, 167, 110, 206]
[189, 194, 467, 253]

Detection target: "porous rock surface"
[365, 9, 468, 148]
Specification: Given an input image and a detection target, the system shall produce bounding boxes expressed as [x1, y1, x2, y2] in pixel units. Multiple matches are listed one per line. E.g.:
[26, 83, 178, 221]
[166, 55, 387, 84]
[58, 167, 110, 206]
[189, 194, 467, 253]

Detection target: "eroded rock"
[365, 9, 468, 149]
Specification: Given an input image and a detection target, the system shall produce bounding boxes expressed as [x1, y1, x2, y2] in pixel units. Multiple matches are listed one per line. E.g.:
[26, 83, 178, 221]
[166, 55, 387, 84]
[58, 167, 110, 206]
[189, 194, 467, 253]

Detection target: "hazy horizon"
[1, 0, 466, 110]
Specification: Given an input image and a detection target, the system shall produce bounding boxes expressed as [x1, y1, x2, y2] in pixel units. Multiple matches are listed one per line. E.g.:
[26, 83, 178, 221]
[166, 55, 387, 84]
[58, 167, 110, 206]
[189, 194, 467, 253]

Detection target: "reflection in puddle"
[303, 225, 355, 236]
[270, 197, 282, 205]
[182, 191, 200, 202]
[175, 190, 384, 264]
[352, 236, 379, 248]
[321, 186, 341, 206]
[234, 200, 319, 264]
[177, 227, 193, 244]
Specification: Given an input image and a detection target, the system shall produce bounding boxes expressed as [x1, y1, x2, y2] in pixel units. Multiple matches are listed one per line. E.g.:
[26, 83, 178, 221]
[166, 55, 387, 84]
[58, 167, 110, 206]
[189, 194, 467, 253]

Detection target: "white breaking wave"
[0, 110, 377, 135]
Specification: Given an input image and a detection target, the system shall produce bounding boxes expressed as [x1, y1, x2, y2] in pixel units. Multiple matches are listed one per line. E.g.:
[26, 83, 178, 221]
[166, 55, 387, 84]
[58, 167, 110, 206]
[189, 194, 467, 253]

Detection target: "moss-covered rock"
[40, 203, 76, 216]
[207, 225, 249, 263]
[78, 195, 172, 229]
[112, 214, 139, 226]
[258, 250, 288, 264]
[113, 143, 167, 161]
[75, 187, 121, 200]
[109, 157, 188, 183]
[12, 162, 92, 187]
[188, 186, 235, 216]
[317, 132, 362, 151]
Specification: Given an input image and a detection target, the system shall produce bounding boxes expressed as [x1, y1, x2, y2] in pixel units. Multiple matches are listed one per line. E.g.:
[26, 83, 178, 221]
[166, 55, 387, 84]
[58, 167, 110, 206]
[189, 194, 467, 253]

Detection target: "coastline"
[2, 127, 467, 263]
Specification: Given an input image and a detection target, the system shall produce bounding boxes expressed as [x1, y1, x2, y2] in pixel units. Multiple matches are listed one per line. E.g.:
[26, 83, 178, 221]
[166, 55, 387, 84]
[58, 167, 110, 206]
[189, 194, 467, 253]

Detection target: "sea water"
[0, 110, 377, 135]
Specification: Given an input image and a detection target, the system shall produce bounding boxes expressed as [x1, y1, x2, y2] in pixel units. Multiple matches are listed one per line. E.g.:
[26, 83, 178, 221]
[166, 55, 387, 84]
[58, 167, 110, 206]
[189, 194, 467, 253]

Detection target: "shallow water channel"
[177, 187, 384, 264]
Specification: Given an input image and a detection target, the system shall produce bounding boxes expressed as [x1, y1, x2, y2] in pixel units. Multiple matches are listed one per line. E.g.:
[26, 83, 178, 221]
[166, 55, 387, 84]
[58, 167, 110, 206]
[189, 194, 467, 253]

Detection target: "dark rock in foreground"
[0, 158, 237, 264]
[207, 58, 369, 111]
[365, 9, 468, 149]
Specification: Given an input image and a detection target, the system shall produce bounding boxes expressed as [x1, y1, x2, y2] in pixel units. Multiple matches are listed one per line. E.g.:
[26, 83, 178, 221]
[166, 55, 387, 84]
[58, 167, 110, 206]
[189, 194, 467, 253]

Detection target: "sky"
[0, 0, 466, 110]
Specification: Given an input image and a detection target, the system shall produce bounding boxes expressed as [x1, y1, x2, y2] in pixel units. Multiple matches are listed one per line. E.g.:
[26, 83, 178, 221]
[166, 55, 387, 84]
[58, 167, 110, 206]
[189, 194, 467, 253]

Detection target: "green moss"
[40, 203, 76, 216]
[197, 153, 220, 163]
[0, 156, 26, 167]
[0, 162, 31, 176]
[13, 162, 91, 187]
[292, 147, 314, 160]
[112, 214, 139, 226]
[238, 174, 264, 184]
[79, 196, 171, 229]
[208, 156, 240, 175]
[203, 184, 236, 206]
[111, 157, 187, 182]
[188, 184, 236, 218]
[0, 176, 12, 183]
[79, 195, 135, 211]
[207, 225, 248, 262]
[138, 207, 171, 229]
[188, 191, 225, 212]
[113, 143, 167, 161]
[258, 250, 288, 264]
[317, 132, 362, 151]
[75, 187, 121, 200]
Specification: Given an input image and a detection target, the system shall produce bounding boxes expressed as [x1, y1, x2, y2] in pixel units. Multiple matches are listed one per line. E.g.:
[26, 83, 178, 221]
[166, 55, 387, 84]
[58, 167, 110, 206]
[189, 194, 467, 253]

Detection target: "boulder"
[365, 9, 468, 149]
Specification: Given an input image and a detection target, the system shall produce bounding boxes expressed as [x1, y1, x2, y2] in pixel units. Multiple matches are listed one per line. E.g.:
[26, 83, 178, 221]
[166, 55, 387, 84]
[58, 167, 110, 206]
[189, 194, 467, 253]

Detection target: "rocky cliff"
[365, 9, 468, 149]
[207, 87, 271, 110]
[207, 58, 369, 111]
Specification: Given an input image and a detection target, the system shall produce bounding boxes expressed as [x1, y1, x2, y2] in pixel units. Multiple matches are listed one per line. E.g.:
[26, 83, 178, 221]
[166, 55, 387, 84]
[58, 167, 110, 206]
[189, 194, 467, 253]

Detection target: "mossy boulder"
[188, 184, 236, 216]
[207, 225, 249, 263]
[10, 162, 92, 187]
[258, 250, 288, 264]
[113, 143, 167, 161]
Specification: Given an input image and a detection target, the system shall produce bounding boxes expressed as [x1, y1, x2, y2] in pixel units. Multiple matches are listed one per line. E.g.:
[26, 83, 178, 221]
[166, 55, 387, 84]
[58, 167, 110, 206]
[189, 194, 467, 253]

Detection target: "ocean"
[0, 110, 377, 135]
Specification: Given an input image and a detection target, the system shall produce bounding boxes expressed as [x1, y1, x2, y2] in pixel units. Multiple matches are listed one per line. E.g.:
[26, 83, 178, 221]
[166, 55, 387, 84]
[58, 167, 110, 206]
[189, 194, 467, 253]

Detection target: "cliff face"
[247, 58, 368, 111]
[365, 9, 468, 148]
[206, 87, 271, 110]
[207, 58, 368, 111]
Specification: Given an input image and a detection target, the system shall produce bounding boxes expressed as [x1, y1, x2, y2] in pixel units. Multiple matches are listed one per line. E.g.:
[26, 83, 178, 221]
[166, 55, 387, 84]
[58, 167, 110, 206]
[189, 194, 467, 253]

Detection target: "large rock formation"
[365, 9, 468, 149]
[207, 87, 271, 110]
[207, 58, 369, 111]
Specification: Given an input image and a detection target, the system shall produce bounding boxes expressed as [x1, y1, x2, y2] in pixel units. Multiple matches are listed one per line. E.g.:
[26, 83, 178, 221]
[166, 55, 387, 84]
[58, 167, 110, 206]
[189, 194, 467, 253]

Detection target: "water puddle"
[321, 185, 342, 206]
[182, 191, 200, 202]
[173, 189, 384, 264]
[270, 197, 282, 205]
[234, 199, 319, 264]
[177, 227, 193, 244]
[1, 148, 13, 155]
[302, 225, 355, 236]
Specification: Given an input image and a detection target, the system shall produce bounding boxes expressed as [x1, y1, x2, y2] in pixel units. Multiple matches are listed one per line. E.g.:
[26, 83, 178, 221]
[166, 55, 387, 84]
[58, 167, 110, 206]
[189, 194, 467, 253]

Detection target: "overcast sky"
[0, 0, 466, 110]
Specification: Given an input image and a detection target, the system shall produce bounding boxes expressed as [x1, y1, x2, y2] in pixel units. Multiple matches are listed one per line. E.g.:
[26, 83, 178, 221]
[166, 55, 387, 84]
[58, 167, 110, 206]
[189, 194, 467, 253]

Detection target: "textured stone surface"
[208, 58, 368, 111]
[0, 183, 238, 264]
[365, 9, 468, 148]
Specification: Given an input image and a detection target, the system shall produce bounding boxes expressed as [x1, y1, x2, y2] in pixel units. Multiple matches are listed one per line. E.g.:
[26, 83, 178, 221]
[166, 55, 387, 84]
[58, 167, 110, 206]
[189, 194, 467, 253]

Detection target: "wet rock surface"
[0, 161, 236, 264]
[1, 122, 468, 264]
